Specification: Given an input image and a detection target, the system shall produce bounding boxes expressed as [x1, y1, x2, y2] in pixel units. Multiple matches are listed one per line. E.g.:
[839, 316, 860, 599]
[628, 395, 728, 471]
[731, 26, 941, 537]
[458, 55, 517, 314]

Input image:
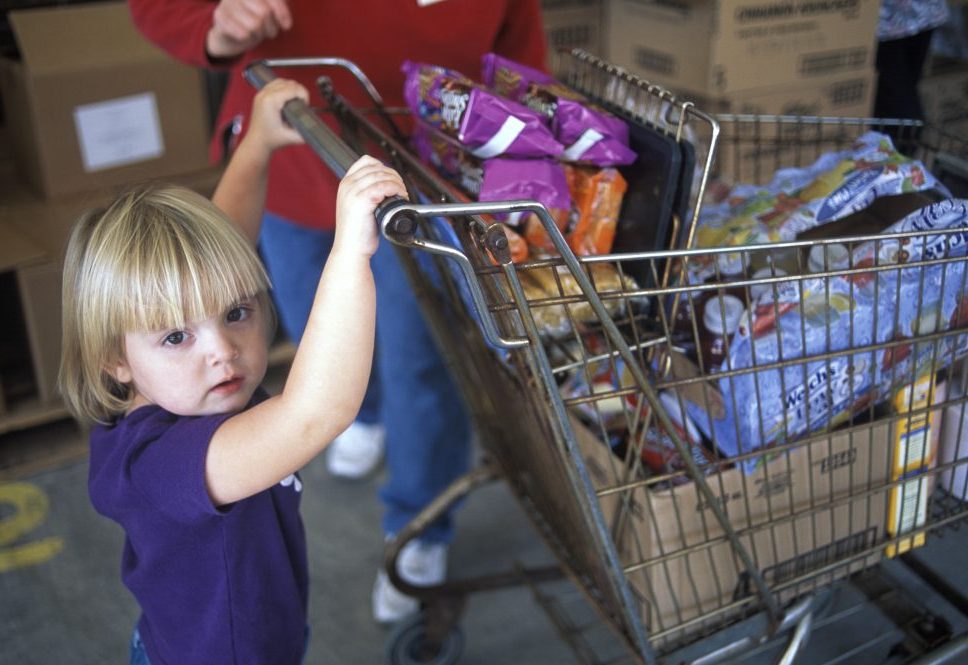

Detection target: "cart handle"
[243, 61, 417, 242]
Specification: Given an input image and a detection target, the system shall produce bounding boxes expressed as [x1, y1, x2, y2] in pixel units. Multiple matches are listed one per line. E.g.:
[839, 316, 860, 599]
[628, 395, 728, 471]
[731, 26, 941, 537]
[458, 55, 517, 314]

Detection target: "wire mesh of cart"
[245, 51, 968, 664]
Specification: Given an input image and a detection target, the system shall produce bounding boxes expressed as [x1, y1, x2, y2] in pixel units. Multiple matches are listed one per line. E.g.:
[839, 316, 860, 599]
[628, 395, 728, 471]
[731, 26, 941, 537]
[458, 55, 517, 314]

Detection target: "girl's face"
[112, 300, 269, 417]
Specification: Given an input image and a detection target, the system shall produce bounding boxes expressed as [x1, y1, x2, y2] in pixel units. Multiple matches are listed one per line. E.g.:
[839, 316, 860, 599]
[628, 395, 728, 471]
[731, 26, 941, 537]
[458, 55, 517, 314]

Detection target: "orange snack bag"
[521, 207, 571, 256]
[565, 165, 627, 256]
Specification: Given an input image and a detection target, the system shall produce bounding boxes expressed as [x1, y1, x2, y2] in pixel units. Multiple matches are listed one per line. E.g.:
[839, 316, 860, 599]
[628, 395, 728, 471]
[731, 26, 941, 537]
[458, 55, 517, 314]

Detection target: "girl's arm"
[211, 78, 307, 245]
[206, 157, 406, 505]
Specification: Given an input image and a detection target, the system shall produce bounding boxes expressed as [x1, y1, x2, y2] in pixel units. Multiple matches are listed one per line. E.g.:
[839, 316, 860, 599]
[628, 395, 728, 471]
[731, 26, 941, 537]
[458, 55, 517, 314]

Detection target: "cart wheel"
[386, 613, 464, 665]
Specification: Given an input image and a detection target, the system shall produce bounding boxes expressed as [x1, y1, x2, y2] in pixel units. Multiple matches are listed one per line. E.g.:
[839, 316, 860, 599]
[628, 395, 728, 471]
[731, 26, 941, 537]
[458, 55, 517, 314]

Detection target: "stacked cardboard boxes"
[0, 2, 215, 432]
[919, 55, 968, 138]
[0, 1, 211, 199]
[604, 0, 880, 117]
[542, 0, 605, 74]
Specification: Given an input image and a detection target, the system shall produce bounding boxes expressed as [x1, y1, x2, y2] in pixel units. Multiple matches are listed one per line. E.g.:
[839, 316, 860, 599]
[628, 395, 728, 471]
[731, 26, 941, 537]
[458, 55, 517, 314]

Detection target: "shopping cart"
[245, 51, 968, 664]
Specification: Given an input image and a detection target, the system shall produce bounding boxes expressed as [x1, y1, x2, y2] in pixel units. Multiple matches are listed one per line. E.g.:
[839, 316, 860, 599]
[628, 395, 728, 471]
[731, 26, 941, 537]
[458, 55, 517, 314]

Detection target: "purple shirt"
[89, 390, 308, 665]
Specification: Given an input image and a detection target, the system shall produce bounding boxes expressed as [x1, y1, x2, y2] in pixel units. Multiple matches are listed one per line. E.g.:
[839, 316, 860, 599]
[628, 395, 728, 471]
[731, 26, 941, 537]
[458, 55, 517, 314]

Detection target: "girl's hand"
[334, 156, 408, 258]
[247, 78, 308, 152]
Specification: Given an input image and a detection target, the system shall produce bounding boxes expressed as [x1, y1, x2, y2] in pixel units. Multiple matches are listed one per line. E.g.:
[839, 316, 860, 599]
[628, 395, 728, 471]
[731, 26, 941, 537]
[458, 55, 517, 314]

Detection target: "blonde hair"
[58, 183, 274, 424]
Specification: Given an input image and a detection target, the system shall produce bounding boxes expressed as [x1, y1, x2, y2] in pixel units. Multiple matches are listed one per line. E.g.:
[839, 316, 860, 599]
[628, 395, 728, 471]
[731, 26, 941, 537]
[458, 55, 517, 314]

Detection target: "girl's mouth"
[212, 377, 244, 395]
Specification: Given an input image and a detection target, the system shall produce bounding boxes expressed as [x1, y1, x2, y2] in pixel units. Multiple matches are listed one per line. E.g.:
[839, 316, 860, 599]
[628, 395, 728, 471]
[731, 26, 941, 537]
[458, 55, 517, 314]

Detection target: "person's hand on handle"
[335, 157, 407, 259]
[206, 0, 293, 60]
[247, 78, 308, 151]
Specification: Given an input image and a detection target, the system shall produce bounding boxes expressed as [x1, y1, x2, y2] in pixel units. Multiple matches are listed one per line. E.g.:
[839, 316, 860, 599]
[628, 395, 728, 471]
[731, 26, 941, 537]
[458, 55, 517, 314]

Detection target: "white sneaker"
[326, 421, 385, 479]
[372, 539, 448, 624]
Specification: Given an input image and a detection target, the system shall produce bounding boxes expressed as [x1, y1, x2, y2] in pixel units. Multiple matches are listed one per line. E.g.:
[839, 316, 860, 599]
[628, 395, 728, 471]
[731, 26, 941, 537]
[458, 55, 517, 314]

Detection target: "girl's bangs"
[106, 216, 269, 333]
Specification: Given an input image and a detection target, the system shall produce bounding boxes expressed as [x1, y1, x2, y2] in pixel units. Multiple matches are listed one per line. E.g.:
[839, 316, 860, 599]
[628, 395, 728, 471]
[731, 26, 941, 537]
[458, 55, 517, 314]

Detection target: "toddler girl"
[58, 78, 407, 664]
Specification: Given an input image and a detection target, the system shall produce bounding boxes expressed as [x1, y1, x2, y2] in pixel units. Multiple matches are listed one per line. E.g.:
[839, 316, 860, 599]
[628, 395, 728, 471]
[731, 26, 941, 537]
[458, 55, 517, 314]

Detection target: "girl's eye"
[164, 331, 186, 346]
[227, 305, 252, 323]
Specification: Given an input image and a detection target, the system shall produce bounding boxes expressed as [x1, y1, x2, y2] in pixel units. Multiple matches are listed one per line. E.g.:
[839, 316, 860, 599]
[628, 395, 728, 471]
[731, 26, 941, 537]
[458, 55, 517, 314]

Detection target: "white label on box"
[73, 93, 164, 172]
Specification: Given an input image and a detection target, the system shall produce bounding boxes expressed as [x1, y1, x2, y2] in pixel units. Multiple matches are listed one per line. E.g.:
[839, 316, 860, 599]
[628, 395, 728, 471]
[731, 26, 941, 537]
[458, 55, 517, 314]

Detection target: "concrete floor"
[0, 412, 583, 665]
[4, 366, 968, 664]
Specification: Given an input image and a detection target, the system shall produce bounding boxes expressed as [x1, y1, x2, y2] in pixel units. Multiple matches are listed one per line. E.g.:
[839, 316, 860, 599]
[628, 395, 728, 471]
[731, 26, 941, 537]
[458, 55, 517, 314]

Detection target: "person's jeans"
[129, 629, 150, 665]
[259, 212, 381, 424]
[371, 235, 471, 544]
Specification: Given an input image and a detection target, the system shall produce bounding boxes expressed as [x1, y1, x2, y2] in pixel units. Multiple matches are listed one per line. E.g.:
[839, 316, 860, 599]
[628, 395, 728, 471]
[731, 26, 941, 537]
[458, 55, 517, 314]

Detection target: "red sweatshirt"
[127, 0, 548, 229]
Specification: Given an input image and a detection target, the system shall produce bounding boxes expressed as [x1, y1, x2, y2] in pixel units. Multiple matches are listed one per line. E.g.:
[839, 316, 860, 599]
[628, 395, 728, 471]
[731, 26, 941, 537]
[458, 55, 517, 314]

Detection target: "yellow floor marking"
[0, 482, 64, 572]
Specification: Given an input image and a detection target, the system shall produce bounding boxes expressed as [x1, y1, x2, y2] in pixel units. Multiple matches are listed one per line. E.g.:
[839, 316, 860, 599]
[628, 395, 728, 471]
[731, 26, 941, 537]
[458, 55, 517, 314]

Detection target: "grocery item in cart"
[699, 294, 744, 372]
[412, 118, 627, 260]
[564, 165, 628, 256]
[481, 53, 637, 167]
[690, 132, 947, 283]
[520, 262, 637, 338]
[560, 349, 636, 432]
[685, 198, 968, 473]
[479, 156, 571, 242]
[633, 391, 722, 484]
[402, 60, 563, 159]
[410, 121, 484, 197]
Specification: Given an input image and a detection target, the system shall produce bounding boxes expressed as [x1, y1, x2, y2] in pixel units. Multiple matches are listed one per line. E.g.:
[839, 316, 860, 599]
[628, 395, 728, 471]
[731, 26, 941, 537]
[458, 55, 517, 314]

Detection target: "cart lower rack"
[246, 52, 968, 664]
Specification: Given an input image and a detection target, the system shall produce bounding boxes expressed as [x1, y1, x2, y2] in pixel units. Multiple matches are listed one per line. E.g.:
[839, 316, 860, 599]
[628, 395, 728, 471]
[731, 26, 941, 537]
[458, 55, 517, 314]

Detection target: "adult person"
[125, 0, 548, 624]
[875, 0, 950, 121]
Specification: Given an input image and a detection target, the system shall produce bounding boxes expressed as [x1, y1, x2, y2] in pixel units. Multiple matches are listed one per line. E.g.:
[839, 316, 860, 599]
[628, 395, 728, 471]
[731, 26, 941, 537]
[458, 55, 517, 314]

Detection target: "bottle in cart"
[639, 391, 715, 481]
[751, 244, 800, 276]
[749, 266, 789, 304]
[807, 243, 850, 274]
[672, 254, 746, 355]
[714, 252, 749, 303]
[886, 369, 944, 557]
[700, 294, 744, 371]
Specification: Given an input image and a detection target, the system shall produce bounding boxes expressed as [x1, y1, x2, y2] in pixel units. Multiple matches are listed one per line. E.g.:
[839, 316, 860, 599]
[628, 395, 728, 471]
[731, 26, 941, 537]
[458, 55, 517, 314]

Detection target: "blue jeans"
[129, 629, 150, 665]
[371, 235, 471, 543]
[259, 213, 380, 424]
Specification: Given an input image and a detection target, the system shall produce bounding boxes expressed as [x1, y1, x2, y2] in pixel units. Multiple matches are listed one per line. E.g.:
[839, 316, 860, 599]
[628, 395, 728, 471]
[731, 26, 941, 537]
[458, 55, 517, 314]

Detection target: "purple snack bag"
[481, 52, 554, 100]
[402, 60, 563, 159]
[410, 121, 484, 197]
[480, 53, 636, 167]
[554, 98, 637, 167]
[479, 157, 571, 215]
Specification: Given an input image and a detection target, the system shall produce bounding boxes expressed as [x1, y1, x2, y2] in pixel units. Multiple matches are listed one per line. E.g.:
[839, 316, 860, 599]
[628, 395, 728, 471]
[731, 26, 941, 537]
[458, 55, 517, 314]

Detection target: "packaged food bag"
[564, 165, 627, 256]
[403, 60, 563, 159]
[689, 131, 947, 283]
[481, 53, 636, 167]
[685, 198, 968, 473]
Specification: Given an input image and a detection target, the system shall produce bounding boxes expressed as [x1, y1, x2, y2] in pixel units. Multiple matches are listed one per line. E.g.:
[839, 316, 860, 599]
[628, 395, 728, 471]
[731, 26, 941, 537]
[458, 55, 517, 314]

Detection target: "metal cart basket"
[246, 51, 968, 664]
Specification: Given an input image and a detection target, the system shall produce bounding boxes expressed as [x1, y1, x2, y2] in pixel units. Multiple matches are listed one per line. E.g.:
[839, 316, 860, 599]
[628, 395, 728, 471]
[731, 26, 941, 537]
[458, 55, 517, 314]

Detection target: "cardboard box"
[0, 1, 211, 199]
[0, 139, 222, 430]
[0, 221, 60, 414]
[699, 70, 877, 184]
[605, 0, 880, 96]
[919, 57, 968, 138]
[543, 2, 604, 75]
[576, 408, 890, 635]
[691, 69, 875, 118]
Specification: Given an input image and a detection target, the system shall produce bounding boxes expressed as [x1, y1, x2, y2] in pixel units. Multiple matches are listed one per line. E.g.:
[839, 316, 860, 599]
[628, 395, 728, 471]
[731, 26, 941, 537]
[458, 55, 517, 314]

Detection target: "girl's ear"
[106, 358, 132, 385]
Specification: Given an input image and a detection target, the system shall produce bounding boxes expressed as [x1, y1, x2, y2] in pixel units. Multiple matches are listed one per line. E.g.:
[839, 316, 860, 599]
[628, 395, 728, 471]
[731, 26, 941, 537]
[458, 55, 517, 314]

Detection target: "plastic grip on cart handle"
[375, 196, 418, 243]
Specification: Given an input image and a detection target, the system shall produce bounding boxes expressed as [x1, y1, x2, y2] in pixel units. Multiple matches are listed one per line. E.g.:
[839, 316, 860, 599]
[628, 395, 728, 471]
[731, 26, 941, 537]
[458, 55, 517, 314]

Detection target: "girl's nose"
[207, 331, 239, 364]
